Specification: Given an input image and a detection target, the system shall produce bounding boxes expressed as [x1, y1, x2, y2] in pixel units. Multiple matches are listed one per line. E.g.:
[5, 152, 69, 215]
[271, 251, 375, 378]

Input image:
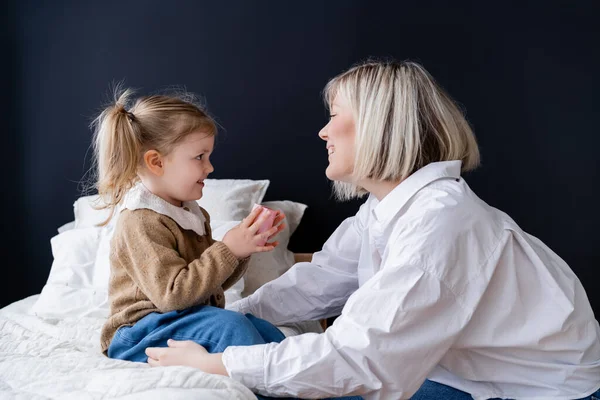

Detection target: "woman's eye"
[329, 114, 337, 119]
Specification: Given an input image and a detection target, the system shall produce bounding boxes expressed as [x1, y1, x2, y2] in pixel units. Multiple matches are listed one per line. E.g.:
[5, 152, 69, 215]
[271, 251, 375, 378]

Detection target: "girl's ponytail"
[91, 86, 141, 223]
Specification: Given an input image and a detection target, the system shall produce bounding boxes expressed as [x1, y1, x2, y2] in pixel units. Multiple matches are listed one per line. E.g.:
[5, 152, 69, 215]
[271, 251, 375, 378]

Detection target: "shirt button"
[183, 206, 190, 212]
[216, 294, 222, 300]
[197, 235, 203, 242]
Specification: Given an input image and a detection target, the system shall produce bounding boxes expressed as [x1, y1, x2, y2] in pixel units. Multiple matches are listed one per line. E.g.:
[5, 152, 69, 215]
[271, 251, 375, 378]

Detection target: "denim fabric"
[410, 379, 600, 400]
[410, 380, 474, 400]
[261, 380, 600, 400]
[108, 304, 362, 399]
[109, 310, 599, 400]
[108, 305, 285, 362]
[256, 394, 362, 400]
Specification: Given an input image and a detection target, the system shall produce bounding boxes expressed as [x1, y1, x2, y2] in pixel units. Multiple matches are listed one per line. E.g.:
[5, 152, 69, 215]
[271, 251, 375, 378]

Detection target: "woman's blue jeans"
[410, 379, 600, 400]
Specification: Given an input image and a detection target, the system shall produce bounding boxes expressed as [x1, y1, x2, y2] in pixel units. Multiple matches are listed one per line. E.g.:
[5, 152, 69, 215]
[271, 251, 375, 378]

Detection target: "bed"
[0, 293, 259, 399]
[0, 179, 322, 399]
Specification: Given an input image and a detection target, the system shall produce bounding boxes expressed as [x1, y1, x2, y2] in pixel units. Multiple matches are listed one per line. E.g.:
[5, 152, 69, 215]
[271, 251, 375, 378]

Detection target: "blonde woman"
[146, 61, 600, 400]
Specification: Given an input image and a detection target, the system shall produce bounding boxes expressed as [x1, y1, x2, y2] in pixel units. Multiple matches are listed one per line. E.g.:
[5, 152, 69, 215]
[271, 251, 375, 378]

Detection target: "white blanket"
[0, 295, 258, 400]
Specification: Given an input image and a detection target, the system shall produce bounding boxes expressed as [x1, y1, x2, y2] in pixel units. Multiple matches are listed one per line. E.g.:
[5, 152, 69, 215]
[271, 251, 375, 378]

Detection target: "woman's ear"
[143, 150, 164, 177]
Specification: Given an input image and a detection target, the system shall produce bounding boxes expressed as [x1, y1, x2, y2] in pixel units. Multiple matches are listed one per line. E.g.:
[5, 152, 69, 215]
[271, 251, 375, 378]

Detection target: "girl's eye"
[196, 154, 204, 160]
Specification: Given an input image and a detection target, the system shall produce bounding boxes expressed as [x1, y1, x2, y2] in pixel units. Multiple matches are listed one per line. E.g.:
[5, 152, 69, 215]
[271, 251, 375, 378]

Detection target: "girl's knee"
[217, 309, 265, 345]
[245, 314, 285, 343]
[219, 309, 256, 330]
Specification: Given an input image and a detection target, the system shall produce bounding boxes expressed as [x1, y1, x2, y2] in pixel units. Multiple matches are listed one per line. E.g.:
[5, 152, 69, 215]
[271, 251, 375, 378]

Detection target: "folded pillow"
[197, 179, 269, 221]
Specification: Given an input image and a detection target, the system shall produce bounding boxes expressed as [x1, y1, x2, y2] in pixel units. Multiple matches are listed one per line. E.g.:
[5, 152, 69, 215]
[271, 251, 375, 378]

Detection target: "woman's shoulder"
[386, 182, 507, 289]
[393, 179, 505, 249]
[413, 178, 494, 222]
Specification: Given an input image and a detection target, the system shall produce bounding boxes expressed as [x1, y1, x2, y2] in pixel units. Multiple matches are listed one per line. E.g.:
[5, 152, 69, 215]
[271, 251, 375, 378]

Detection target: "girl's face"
[161, 131, 215, 206]
[318, 94, 356, 182]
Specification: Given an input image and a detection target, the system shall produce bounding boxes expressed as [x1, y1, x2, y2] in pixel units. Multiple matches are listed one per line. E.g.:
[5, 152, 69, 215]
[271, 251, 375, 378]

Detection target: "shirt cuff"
[222, 344, 267, 393]
[225, 296, 253, 314]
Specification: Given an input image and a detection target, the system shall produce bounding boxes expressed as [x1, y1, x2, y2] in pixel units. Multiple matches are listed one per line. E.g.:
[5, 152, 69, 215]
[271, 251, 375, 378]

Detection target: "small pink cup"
[252, 204, 277, 246]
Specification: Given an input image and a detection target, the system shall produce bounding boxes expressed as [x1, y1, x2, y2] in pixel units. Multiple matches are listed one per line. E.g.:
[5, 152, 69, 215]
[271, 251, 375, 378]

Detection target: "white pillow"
[33, 218, 239, 319]
[242, 200, 307, 297]
[210, 220, 245, 305]
[92, 223, 117, 291]
[197, 179, 269, 221]
[57, 221, 75, 233]
[167, 199, 308, 301]
[31, 228, 109, 319]
[37, 184, 306, 320]
[262, 200, 306, 237]
[73, 195, 112, 228]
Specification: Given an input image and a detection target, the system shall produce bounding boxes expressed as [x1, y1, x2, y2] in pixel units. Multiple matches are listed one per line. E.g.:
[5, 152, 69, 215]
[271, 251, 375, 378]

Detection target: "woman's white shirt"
[225, 161, 600, 400]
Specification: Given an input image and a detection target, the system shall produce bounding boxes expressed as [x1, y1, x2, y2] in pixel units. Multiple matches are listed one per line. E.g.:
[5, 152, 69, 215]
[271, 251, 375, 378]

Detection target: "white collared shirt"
[224, 161, 600, 400]
[123, 182, 206, 236]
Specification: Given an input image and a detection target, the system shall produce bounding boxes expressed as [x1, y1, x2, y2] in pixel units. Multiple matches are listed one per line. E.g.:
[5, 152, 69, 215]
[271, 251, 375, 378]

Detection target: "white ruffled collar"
[123, 182, 206, 236]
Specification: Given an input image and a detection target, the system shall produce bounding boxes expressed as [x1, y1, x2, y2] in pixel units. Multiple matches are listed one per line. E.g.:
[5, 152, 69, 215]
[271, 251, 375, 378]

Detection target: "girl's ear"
[143, 150, 164, 177]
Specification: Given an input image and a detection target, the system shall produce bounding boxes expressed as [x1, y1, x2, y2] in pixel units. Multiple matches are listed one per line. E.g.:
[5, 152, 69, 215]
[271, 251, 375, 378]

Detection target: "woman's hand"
[146, 339, 228, 376]
[222, 206, 285, 259]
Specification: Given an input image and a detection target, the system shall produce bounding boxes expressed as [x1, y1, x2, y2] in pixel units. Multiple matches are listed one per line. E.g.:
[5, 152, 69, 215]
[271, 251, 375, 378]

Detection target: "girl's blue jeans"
[108, 305, 283, 360]
[107, 304, 361, 399]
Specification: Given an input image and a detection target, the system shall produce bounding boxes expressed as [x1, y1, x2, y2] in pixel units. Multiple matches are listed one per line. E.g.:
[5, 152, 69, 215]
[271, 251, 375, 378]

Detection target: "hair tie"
[126, 111, 136, 123]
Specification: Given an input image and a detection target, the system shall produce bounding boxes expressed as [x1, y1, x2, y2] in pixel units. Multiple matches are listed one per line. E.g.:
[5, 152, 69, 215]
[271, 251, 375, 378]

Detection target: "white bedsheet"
[0, 295, 258, 400]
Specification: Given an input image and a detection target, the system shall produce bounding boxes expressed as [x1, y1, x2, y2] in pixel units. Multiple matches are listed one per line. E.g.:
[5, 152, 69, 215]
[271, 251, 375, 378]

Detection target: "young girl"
[93, 87, 287, 362]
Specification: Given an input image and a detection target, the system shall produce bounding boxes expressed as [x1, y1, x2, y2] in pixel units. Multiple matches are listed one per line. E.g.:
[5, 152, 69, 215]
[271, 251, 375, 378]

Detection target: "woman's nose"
[318, 126, 328, 141]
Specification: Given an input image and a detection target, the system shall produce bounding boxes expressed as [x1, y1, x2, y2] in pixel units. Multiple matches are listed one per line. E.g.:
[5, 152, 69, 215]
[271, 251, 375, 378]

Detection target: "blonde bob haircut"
[323, 60, 480, 200]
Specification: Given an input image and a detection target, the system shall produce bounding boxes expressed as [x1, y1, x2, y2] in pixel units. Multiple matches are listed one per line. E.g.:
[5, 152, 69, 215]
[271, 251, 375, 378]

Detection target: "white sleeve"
[223, 263, 473, 399]
[227, 201, 369, 325]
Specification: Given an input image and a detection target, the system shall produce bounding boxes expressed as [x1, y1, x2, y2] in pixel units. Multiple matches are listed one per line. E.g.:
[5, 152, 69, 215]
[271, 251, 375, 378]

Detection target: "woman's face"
[318, 94, 356, 182]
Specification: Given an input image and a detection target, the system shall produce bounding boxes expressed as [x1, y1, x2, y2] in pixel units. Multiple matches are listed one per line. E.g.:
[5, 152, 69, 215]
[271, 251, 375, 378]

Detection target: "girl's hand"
[146, 339, 228, 376]
[221, 207, 285, 259]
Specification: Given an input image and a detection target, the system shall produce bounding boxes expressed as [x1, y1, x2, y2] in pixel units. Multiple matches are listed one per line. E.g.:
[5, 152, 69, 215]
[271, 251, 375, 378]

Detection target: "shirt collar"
[372, 160, 462, 223]
[123, 182, 206, 236]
